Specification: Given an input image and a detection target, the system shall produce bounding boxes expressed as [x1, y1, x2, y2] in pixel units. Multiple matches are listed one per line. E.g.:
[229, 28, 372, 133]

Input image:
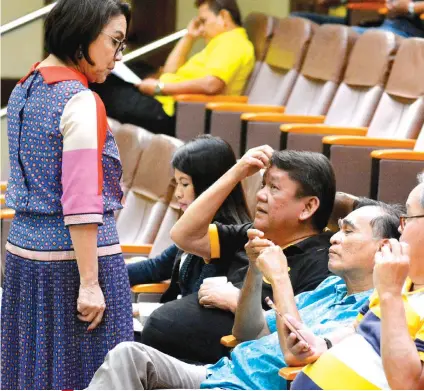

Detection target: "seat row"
[172, 17, 424, 204]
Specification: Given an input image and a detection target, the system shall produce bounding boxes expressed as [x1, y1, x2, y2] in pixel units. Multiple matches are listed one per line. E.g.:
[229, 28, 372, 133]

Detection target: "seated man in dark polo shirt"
[139, 147, 336, 363]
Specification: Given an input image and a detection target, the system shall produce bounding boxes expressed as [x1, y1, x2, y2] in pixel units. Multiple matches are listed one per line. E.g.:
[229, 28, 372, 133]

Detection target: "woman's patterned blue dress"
[1, 64, 133, 389]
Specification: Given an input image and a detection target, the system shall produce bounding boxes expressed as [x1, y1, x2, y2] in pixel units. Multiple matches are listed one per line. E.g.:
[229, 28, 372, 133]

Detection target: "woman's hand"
[198, 282, 240, 313]
[77, 281, 106, 331]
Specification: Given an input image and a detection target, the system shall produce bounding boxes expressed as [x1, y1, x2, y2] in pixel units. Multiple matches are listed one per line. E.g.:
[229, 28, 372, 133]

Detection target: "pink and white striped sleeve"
[60, 90, 108, 226]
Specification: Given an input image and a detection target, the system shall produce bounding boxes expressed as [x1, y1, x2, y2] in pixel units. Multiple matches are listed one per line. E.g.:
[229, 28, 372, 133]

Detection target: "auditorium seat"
[117, 134, 183, 248]
[321, 38, 424, 197]
[174, 12, 279, 142]
[241, 12, 280, 96]
[174, 16, 315, 144]
[207, 24, 357, 156]
[242, 30, 400, 154]
[370, 124, 424, 203]
[107, 117, 122, 134]
[113, 124, 154, 195]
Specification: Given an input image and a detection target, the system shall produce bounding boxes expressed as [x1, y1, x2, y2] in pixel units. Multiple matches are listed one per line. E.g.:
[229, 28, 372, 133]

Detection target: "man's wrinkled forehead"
[342, 206, 383, 232]
[263, 165, 285, 183]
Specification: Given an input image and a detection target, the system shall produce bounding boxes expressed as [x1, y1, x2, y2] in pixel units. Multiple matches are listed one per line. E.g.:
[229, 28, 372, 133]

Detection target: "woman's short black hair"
[44, 0, 131, 65]
[172, 135, 251, 225]
[270, 150, 336, 231]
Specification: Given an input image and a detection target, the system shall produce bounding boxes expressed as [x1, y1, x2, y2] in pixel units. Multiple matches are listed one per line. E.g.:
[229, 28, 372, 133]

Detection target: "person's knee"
[106, 341, 149, 363]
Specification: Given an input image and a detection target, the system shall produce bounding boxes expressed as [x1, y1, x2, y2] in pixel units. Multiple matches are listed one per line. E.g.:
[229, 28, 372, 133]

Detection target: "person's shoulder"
[299, 231, 332, 252]
[214, 28, 252, 49]
[214, 221, 252, 235]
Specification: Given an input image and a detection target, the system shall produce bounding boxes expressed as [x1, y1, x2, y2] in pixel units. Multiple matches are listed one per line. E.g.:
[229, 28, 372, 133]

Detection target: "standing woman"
[1, 0, 133, 389]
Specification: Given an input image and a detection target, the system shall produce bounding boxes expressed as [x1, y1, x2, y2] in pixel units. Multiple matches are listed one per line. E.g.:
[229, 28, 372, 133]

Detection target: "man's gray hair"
[418, 172, 424, 209]
[352, 198, 404, 240]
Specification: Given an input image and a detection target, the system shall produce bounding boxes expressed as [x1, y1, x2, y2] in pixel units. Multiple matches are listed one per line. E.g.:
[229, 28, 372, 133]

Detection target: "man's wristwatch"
[154, 81, 165, 96]
[408, 1, 415, 15]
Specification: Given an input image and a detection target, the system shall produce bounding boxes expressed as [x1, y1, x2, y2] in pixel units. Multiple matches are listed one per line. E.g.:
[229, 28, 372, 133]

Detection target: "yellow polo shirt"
[156, 27, 255, 116]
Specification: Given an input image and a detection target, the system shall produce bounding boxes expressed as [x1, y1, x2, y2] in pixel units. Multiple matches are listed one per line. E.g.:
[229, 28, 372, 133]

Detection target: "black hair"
[195, 0, 242, 26]
[352, 198, 404, 240]
[172, 135, 250, 225]
[44, 0, 131, 65]
[270, 150, 336, 231]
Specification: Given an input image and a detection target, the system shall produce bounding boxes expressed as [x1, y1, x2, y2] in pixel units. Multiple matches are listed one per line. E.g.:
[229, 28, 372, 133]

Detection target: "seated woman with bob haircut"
[127, 135, 251, 302]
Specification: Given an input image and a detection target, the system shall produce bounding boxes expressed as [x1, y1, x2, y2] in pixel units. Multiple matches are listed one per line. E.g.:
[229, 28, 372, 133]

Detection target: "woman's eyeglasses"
[400, 214, 424, 230]
[101, 32, 127, 58]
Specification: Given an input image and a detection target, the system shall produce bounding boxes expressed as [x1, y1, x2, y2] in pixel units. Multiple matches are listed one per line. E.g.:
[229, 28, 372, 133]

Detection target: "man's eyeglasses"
[400, 214, 424, 230]
[101, 32, 127, 58]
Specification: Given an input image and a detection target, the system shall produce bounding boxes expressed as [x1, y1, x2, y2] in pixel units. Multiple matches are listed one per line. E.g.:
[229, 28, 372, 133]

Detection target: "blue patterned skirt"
[1, 212, 133, 390]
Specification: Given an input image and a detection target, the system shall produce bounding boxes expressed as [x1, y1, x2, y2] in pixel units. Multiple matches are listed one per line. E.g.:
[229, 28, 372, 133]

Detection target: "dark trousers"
[139, 292, 234, 364]
[90, 75, 176, 136]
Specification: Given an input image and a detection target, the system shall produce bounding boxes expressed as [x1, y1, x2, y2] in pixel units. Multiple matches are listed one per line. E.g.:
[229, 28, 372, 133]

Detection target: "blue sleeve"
[265, 309, 277, 333]
[126, 244, 179, 287]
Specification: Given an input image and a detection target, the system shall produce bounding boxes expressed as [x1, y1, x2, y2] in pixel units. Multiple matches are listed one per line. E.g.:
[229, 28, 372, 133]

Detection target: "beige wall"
[177, 0, 289, 29]
[1, 0, 44, 79]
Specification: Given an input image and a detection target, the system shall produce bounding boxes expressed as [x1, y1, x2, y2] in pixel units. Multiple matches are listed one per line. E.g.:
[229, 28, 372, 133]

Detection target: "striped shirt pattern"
[292, 277, 424, 390]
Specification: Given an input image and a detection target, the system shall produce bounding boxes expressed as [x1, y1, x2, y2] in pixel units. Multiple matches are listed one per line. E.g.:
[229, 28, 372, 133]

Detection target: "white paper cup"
[202, 276, 228, 287]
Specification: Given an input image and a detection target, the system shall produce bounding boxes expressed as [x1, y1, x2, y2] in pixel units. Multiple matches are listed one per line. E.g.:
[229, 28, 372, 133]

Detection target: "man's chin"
[253, 218, 268, 233]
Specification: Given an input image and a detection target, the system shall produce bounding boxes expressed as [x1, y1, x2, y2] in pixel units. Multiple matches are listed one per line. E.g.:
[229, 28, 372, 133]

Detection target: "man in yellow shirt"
[127, 0, 254, 136]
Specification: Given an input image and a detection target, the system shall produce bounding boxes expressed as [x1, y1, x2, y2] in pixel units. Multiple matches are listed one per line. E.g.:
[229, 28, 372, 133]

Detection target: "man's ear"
[299, 196, 320, 222]
[219, 9, 232, 26]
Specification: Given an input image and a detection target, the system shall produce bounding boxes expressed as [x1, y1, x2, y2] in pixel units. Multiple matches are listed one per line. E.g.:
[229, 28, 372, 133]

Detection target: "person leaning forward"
[86, 194, 403, 389]
[137, 147, 336, 364]
[288, 174, 424, 390]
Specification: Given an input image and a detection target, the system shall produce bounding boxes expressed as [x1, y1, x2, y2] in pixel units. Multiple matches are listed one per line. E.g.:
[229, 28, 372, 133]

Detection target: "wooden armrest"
[0, 181, 7, 192]
[347, 2, 386, 11]
[120, 244, 153, 255]
[278, 366, 305, 381]
[0, 209, 15, 219]
[371, 149, 424, 161]
[220, 335, 240, 348]
[175, 94, 248, 103]
[322, 136, 416, 148]
[206, 102, 285, 113]
[131, 282, 170, 294]
[240, 113, 325, 124]
[280, 124, 368, 136]
[0, 194, 5, 205]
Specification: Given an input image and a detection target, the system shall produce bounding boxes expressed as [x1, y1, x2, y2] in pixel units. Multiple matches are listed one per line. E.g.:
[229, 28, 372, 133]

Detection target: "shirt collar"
[209, 27, 247, 45]
[283, 231, 332, 256]
[403, 277, 424, 294]
[19, 62, 88, 87]
[331, 279, 373, 305]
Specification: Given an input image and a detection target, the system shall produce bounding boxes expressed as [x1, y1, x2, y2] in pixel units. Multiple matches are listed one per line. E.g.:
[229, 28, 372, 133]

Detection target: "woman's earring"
[77, 48, 83, 60]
